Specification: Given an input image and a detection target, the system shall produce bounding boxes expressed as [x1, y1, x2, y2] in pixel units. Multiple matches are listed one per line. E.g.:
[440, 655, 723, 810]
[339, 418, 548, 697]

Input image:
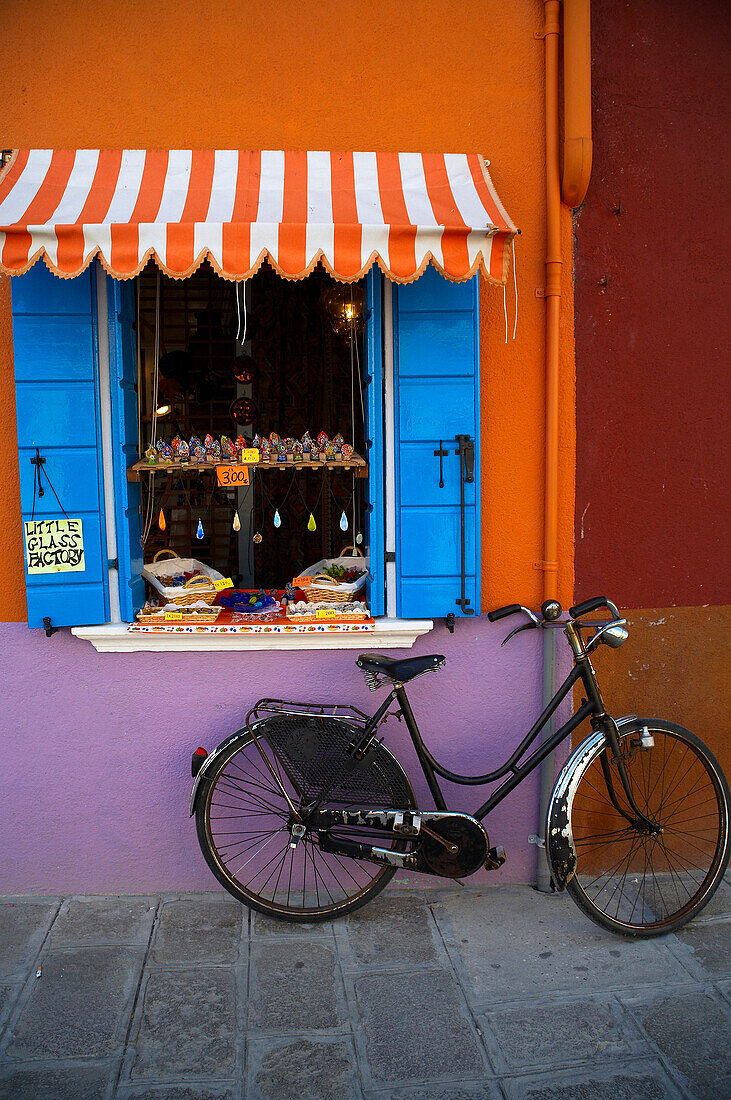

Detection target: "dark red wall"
[574, 0, 731, 608]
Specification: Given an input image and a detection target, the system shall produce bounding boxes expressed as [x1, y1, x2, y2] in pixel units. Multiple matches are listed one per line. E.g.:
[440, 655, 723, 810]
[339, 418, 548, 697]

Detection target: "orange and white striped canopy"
[0, 150, 516, 284]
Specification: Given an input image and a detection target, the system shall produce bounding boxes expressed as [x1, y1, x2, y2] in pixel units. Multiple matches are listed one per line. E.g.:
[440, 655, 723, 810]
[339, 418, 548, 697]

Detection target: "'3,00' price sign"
[216, 465, 250, 487]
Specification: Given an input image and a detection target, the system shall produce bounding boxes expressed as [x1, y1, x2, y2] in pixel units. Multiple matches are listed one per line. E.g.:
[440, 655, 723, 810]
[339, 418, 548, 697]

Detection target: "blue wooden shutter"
[393, 268, 481, 619]
[12, 265, 109, 628]
[364, 267, 385, 616]
[107, 276, 144, 621]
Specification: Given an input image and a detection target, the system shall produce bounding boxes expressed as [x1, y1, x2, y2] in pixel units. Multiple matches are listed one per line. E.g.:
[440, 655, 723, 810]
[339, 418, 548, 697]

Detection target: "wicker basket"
[303, 547, 368, 604]
[143, 549, 221, 606]
[136, 603, 222, 625]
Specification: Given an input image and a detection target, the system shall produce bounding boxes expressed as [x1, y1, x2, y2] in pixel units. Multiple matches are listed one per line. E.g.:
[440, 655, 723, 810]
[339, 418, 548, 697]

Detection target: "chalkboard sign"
[24, 518, 85, 574]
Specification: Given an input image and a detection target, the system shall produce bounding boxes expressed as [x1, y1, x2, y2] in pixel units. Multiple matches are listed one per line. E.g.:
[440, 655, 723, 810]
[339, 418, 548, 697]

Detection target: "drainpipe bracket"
[534, 560, 559, 573]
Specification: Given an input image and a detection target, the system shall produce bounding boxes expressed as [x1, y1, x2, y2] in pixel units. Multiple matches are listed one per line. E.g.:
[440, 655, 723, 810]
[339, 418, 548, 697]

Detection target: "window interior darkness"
[137, 260, 367, 589]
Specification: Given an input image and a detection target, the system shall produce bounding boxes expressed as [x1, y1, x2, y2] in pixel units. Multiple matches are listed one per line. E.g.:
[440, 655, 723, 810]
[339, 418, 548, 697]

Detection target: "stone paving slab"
[0, 1060, 115, 1100]
[5, 945, 144, 1061]
[501, 1058, 683, 1099]
[478, 993, 649, 1074]
[430, 887, 691, 1004]
[246, 1035, 360, 1100]
[248, 939, 347, 1033]
[339, 893, 442, 971]
[252, 910, 334, 937]
[0, 899, 58, 980]
[352, 968, 489, 1088]
[150, 895, 244, 966]
[49, 896, 157, 948]
[129, 967, 239, 1081]
[621, 987, 731, 1100]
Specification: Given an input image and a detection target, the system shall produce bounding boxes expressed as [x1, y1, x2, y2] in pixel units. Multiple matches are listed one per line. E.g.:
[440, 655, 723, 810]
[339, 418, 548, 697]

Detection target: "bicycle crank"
[419, 816, 489, 878]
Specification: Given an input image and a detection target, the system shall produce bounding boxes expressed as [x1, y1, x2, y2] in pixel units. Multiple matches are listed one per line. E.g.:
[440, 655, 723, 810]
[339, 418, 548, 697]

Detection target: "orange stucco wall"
[0, 0, 574, 621]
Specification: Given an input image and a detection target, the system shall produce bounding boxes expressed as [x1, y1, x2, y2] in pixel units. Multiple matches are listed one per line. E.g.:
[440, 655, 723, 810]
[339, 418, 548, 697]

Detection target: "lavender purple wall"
[0, 619, 565, 894]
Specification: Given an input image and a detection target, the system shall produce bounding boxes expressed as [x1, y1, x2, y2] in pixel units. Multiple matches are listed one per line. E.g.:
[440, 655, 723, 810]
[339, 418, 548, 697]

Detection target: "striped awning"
[0, 150, 516, 284]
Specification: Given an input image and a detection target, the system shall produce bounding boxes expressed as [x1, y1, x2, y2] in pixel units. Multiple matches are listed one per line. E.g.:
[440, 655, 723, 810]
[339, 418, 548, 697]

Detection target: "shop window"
[132, 261, 375, 613]
[12, 260, 481, 637]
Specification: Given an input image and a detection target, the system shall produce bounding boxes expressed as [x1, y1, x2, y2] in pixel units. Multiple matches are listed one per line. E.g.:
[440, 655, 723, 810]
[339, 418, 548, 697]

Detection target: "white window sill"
[71, 618, 434, 653]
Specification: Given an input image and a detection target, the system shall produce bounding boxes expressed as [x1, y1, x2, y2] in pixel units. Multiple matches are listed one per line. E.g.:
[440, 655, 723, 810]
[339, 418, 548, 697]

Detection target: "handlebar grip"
[569, 596, 609, 619]
[487, 603, 523, 623]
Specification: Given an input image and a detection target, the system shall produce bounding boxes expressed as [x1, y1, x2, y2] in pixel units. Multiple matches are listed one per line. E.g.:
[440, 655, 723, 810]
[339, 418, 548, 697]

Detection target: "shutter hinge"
[108, 558, 119, 571]
[385, 551, 396, 563]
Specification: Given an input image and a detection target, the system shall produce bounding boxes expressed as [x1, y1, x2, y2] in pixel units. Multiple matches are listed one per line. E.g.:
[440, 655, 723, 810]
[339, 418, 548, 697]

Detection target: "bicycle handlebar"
[569, 596, 620, 620]
[486, 604, 522, 623]
[487, 596, 621, 626]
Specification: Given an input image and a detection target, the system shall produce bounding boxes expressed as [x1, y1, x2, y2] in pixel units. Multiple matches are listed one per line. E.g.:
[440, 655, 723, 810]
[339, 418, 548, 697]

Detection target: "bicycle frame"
[358, 660, 594, 822]
[352, 619, 648, 827]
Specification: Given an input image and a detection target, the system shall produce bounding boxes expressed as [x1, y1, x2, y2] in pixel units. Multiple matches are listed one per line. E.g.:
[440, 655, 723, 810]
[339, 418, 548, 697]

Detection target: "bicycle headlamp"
[601, 623, 628, 648]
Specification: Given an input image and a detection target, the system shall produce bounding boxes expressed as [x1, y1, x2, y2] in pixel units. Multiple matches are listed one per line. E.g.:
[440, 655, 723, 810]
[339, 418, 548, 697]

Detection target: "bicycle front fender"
[545, 714, 639, 889]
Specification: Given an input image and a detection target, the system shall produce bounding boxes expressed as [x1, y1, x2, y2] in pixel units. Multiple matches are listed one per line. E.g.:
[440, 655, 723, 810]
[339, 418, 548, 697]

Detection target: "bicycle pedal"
[484, 845, 506, 870]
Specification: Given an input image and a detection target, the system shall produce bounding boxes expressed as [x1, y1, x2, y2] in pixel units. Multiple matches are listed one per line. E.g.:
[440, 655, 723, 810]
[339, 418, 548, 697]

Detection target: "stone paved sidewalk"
[0, 880, 729, 1100]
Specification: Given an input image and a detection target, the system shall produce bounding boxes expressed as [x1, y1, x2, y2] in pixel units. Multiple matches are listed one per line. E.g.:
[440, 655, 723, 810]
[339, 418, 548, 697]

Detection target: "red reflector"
[194, 747, 207, 756]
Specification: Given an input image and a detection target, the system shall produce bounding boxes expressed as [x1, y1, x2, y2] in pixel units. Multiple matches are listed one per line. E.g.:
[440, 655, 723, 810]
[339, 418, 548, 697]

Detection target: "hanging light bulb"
[307, 513, 317, 532]
[196, 518, 204, 540]
[339, 510, 349, 532]
[158, 508, 166, 532]
[273, 509, 281, 528]
[232, 510, 241, 532]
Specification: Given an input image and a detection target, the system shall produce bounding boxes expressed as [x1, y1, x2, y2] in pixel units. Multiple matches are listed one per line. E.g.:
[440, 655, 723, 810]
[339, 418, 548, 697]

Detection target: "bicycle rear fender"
[545, 714, 639, 889]
[189, 725, 252, 816]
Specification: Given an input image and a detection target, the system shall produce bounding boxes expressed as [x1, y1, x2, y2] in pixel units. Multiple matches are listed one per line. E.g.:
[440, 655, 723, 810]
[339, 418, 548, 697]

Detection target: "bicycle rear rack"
[245, 697, 371, 730]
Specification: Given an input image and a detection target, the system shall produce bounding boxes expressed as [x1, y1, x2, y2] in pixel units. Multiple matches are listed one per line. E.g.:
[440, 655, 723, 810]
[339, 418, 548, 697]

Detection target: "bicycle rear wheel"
[196, 716, 416, 921]
[566, 720, 729, 936]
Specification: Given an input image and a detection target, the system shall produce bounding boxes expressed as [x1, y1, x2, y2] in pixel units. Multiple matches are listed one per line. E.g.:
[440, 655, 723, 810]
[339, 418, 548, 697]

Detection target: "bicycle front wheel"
[566, 720, 730, 936]
[196, 717, 416, 921]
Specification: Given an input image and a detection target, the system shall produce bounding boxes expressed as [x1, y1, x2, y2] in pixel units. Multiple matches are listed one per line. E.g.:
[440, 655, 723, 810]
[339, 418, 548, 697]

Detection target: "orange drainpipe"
[537, 0, 592, 890]
[542, 0, 592, 603]
[542, 0, 562, 604]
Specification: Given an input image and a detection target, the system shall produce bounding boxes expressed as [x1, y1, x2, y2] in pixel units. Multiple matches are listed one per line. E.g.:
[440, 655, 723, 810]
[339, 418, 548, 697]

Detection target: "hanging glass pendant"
[158, 508, 166, 532]
[196, 518, 204, 540]
[253, 531, 263, 544]
[339, 510, 349, 532]
[232, 510, 241, 532]
[307, 513, 317, 532]
[273, 509, 281, 528]
[356, 531, 363, 545]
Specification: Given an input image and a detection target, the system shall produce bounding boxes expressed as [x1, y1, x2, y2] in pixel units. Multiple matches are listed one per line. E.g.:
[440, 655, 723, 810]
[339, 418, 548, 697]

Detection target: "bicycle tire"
[565, 719, 730, 937]
[196, 716, 417, 921]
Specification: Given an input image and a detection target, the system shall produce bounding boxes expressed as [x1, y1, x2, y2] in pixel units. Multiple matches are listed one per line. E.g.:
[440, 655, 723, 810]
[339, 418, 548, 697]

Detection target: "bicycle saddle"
[356, 652, 446, 684]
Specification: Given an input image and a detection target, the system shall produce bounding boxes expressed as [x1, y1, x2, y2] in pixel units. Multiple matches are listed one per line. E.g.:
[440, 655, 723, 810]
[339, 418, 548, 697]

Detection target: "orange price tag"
[293, 575, 312, 587]
[240, 448, 260, 464]
[213, 577, 234, 592]
[315, 609, 338, 619]
[216, 464, 250, 487]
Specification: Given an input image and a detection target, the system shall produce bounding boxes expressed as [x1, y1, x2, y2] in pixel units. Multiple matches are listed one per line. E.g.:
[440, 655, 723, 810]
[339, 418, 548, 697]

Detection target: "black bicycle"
[190, 596, 730, 937]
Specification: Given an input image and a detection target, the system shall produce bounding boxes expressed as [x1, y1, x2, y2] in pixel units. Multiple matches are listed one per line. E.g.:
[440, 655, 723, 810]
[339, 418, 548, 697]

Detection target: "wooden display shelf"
[127, 453, 368, 482]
